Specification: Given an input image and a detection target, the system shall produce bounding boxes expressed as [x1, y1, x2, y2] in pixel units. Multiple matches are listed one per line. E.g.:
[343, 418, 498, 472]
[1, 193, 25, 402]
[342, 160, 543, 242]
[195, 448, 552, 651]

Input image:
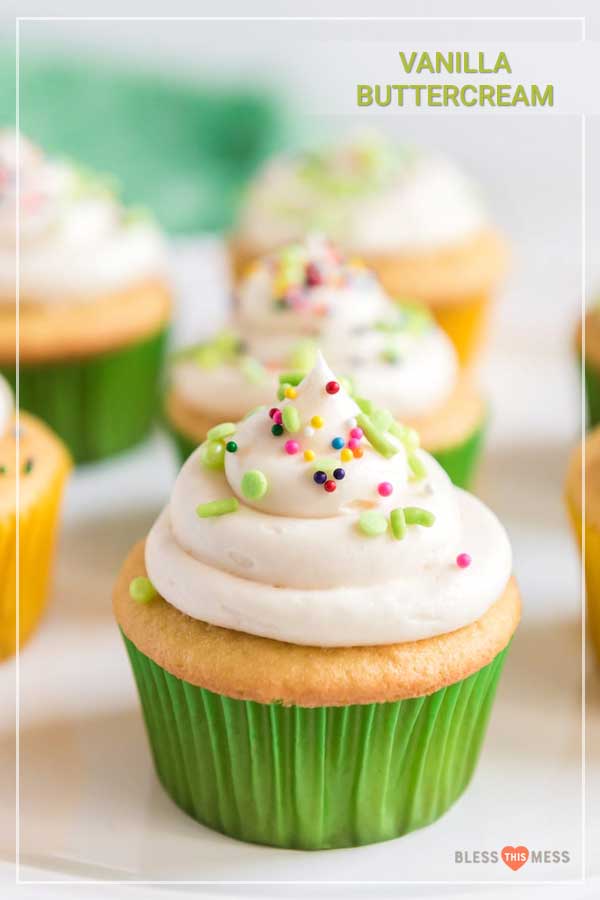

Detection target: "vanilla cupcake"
[0, 375, 70, 658]
[167, 237, 486, 487]
[0, 132, 171, 463]
[566, 428, 600, 659]
[116, 354, 520, 849]
[229, 133, 509, 365]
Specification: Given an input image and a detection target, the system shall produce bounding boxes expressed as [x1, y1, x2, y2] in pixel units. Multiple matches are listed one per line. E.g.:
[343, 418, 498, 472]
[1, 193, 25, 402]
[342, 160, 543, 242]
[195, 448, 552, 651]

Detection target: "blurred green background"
[0, 49, 286, 234]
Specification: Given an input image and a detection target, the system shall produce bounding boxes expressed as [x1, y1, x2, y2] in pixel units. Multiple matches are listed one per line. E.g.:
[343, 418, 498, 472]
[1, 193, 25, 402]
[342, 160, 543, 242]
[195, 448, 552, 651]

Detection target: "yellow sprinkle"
[311, 415, 324, 429]
[349, 257, 366, 269]
[284, 386, 297, 399]
[340, 448, 353, 462]
[304, 449, 315, 462]
[273, 274, 289, 296]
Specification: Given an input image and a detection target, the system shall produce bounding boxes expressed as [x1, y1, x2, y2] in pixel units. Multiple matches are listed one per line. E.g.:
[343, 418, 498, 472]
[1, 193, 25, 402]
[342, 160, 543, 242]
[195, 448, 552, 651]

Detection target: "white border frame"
[13, 12, 588, 888]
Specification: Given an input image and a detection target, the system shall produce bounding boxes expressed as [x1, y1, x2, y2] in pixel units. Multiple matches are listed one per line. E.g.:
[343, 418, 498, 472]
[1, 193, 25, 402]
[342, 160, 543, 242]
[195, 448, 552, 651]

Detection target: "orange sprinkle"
[353, 447, 364, 459]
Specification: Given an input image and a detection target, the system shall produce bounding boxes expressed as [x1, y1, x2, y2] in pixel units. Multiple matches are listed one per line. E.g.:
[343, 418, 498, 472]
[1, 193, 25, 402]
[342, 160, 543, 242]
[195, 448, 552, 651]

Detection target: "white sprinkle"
[346, 417, 357, 429]
[304, 426, 315, 437]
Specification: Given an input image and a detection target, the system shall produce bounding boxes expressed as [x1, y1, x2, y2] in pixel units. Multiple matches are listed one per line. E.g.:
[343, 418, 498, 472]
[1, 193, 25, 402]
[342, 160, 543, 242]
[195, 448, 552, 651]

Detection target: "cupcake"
[115, 354, 520, 849]
[579, 304, 600, 428]
[0, 131, 172, 464]
[0, 375, 71, 659]
[166, 237, 486, 488]
[229, 133, 509, 365]
[566, 427, 600, 659]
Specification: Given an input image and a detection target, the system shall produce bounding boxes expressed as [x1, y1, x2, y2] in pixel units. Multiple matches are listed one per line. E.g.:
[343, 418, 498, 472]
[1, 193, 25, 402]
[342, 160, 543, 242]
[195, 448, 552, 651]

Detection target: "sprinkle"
[347, 438, 360, 451]
[282, 405, 301, 433]
[225, 441, 238, 453]
[269, 407, 280, 419]
[0, 465, 5, 475]
[389, 421, 420, 452]
[378, 481, 393, 497]
[356, 413, 398, 459]
[207, 422, 236, 441]
[355, 397, 374, 415]
[289, 340, 317, 371]
[456, 553, 472, 569]
[23, 458, 34, 475]
[331, 436, 345, 450]
[305, 262, 322, 286]
[271, 423, 284, 436]
[313, 457, 337, 474]
[325, 380, 340, 395]
[278, 371, 305, 386]
[359, 510, 388, 537]
[304, 449, 315, 461]
[346, 417, 357, 429]
[333, 468, 345, 480]
[284, 386, 297, 400]
[239, 357, 267, 385]
[278, 384, 290, 401]
[273, 410, 283, 425]
[311, 415, 324, 429]
[196, 497, 239, 517]
[313, 470, 328, 485]
[304, 426, 315, 437]
[340, 448, 353, 462]
[241, 470, 269, 500]
[372, 408, 393, 432]
[285, 439, 300, 455]
[349, 427, 363, 440]
[390, 508, 407, 540]
[404, 507, 435, 527]
[353, 447, 364, 459]
[129, 576, 157, 604]
[324, 479, 337, 493]
[199, 439, 226, 470]
[407, 453, 427, 481]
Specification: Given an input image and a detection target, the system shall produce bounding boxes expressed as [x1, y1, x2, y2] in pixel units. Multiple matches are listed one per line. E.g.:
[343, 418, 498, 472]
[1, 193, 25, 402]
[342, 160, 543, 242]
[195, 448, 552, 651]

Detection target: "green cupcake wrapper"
[123, 630, 509, 849]
[165, 416, 486, 490]
[4, 328, 168, 464]
[585, 360, 600, 430]
[431, 421, 486, 490]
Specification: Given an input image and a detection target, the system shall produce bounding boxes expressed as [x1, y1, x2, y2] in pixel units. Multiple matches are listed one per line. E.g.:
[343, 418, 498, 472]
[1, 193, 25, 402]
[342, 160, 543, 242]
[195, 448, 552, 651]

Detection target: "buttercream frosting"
[236, 132, 488, 254]
[0, 374, 12, 437]
[0, 131, 167, 301]
[148, 354, 511, 646]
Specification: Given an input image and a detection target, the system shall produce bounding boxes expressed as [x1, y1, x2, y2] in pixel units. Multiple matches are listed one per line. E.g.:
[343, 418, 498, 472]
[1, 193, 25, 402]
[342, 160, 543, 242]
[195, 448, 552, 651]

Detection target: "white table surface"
[0, 237, 597, 897]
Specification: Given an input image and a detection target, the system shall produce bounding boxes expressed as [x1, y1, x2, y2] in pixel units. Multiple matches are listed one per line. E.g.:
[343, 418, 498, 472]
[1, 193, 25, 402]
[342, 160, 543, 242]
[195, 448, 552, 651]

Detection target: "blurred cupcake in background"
[166, 237, 487, 488]
[229, 133, 509, 365]
[0, 131, 172, 464]
[566, 428, 600, 661]
[115, 354, 520, 849]
[0, 375, 71, 659]
[579, 303, 600, 428]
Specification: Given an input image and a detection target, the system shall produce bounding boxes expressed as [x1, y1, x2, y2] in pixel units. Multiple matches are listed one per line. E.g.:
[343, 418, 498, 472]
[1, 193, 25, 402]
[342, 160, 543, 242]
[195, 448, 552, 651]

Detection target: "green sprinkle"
[354, 396, 375, 416]
[23, 458, 34, 475]
[289, 339, 317, 371]
[194, 345, 223, 369]
[390, 507, 407, 540]
[282, 405, 300, 433]
[389, 420, 420, 451]
[278, 372, 305, 387]
[241, 469, 268, 500]
[358, 510, 388, 537]
[277, 383, 290, 401]
[207, 422, 236, 441]
[404, 506, 435, 527]
[372, 408, 393, 432]
[199, 439, 226, 471]
[271, 423, 284, 436]
[239, 357, 267, 384]
[129, 576, 157, 604]
[356, 413, 398, 459]
[380, 347, 402, 365]
[312, 457, 337, 474]
[0, 465, 6, 475]
[196, 498, 239, 518]
[225, 441, 238, 453]
[408, 452, 427, 481]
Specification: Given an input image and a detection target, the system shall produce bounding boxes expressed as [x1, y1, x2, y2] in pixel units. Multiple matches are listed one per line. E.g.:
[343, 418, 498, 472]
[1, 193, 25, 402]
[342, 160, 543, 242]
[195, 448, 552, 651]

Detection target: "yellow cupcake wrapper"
[566, 498, 600, 660]
[0, 456, 70, 660]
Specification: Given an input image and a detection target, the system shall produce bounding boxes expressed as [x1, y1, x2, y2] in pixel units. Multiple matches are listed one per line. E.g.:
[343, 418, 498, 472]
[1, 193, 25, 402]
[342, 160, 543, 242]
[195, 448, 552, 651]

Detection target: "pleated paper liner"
[0, 455, 70, 660]
[585, 360, 600, 430]
[123, 631, 509, 850]
[166, 417, 485, 490]
[3, 328, 168, 465]
[566, 497, 600, 660]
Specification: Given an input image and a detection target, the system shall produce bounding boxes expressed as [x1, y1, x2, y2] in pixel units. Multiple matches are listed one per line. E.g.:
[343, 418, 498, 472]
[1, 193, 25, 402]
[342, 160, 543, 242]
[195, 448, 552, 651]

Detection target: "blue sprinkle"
[333, 468, 345, 480]
[331, 436, 345, 450]
[313, 470, 328, 485]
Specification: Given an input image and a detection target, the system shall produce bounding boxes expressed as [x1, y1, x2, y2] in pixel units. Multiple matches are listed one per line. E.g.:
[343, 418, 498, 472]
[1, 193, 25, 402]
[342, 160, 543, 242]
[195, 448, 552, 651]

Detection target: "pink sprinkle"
[273, 410, 283, 425]
[456, 553, 472, 569]
[347, 438, 360, 451]
[377, 482, 393, 497]
[284, 440, 300, 455]
[350, 427, 363, 440]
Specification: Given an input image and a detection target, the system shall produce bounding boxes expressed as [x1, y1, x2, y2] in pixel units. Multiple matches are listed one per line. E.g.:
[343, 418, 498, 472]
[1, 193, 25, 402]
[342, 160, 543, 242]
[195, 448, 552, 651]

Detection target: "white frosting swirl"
[237, 134, 488, 254]
[0, 374, 13, 437]
[0, 131, 167, 301]
[148, 355, 511, 646]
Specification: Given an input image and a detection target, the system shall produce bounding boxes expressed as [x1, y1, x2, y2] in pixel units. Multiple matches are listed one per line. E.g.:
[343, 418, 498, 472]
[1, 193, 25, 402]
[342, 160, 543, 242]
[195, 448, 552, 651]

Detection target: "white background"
[1, 4, 599, 897]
